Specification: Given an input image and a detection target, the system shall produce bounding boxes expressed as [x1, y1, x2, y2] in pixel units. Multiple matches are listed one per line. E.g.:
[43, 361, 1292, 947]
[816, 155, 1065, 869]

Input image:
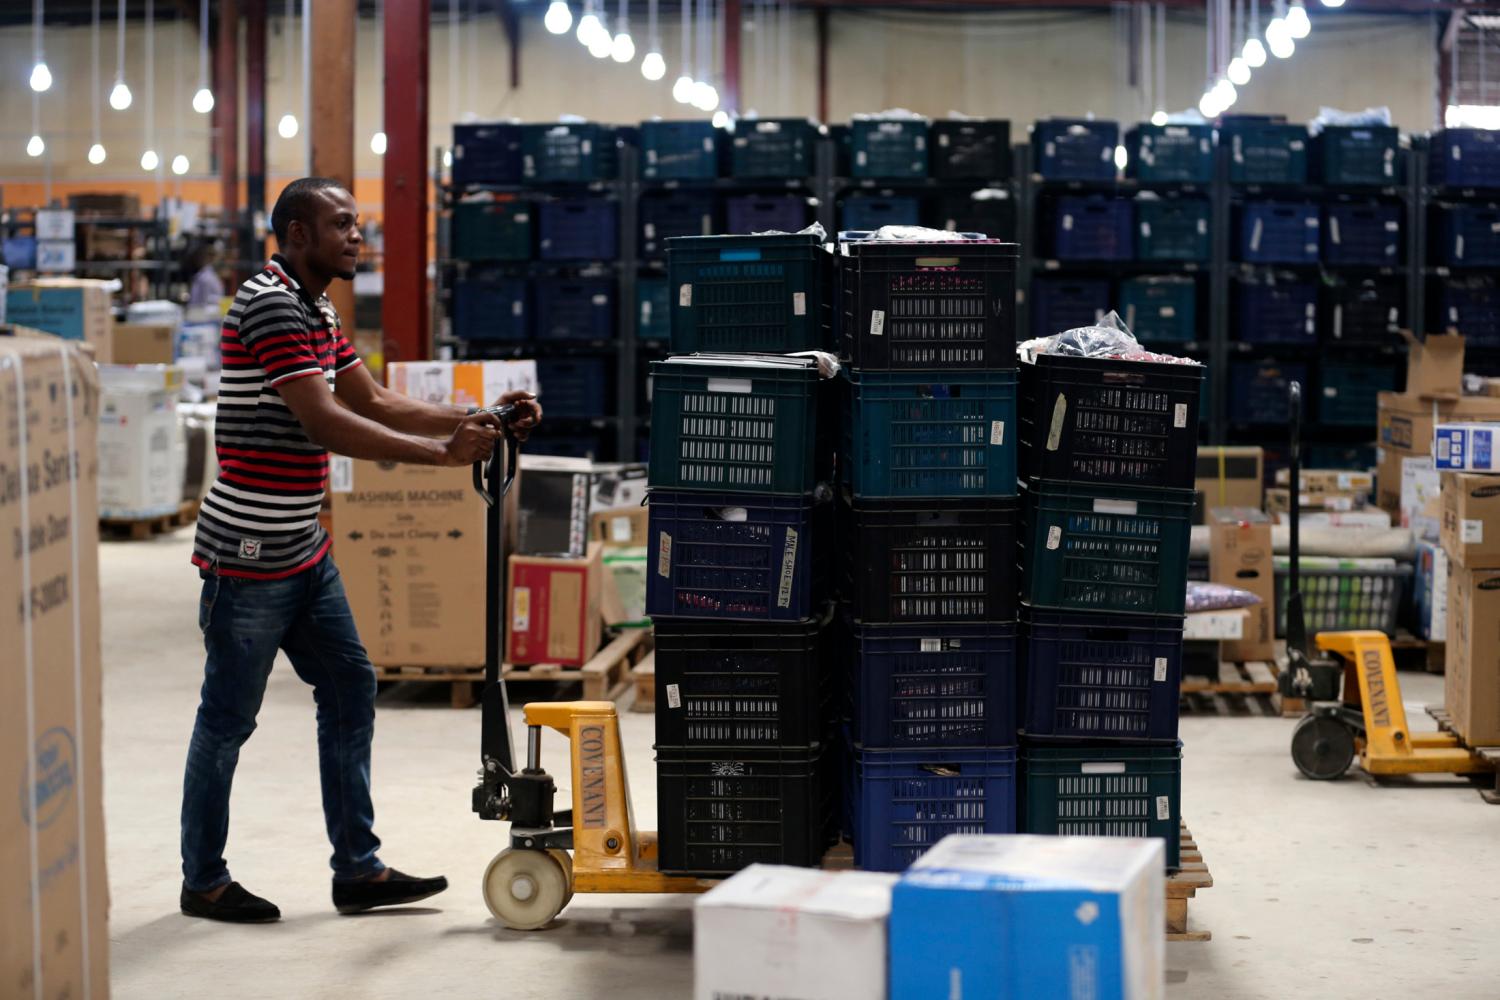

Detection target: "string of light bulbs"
[1198, 0, 1329, 119]
[544, 1, 720, 112]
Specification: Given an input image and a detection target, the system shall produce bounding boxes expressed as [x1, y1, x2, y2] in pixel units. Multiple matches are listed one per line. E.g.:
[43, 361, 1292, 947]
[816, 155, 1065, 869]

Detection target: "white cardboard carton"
[695, 865, 899, 1000]
[97, 364, 186, 518]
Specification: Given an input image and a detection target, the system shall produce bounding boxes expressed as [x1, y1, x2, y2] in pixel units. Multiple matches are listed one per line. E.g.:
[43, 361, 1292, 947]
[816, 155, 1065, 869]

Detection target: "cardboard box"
[1, 334, 109, 1000]
[1272, 468, 1374, 494]
[97, 364, 187, 519]
[1434, 422, 1500, 472]
[1183, 608, 1247, 641]
[329, 459, 492, 668]
[1440, 472, 1500, 567]
[110, 322, 175, 364]
[695, 866, 899, 1000]
[1265, 488, 1364, 516]
[1414, 541, 1449, 642]
[602, 547, 648, 626]
[386, 359, 538, 409]
[1208, 507, 1275, 661]
[591, 506, 649, 548]
[507, 543, 603, 666]
[1401, 456, 1442, 541]
[589, 462, 648, 511]
[5, 279, 115, 361]
[1445, 564, 1500, 745]
[1194, 446, 1263, 523]
[892, 835, 1164, 1000]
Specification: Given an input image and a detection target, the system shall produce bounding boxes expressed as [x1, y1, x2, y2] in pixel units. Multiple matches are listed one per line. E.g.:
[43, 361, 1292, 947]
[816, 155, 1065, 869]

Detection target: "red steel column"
[215, 0, 241, 271]
[245, 0, 267, 243]
[383, 0, 431, 365]
[723, 0, 742, 114]
[311, 0, 358, 330]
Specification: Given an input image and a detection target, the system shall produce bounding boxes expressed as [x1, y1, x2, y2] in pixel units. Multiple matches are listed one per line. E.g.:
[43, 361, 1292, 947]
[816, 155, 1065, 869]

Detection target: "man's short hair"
[270, 177, 347, 245]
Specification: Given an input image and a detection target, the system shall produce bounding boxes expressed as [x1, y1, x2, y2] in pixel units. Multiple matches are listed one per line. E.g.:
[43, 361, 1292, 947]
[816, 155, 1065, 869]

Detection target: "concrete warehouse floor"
[102, 531, 1498, 1000]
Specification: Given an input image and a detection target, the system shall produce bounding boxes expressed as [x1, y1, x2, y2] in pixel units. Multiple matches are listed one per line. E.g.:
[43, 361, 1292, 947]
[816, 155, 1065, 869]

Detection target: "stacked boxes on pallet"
[1016, 343, 1205, 870]
[647, 231, 839, 877]
[837, 234, 1022, 871]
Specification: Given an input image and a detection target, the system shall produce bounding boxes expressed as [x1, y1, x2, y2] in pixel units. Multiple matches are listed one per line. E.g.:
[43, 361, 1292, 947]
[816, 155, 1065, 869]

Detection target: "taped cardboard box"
[385, 359, 538, 409]
[1208, 507, 1275, 661]
[1400, 456, 1442, 542]
[1440, 471, 1500, 567]
[0, 334, 109, 1000]
[591, 506, 649, 548]
[109, 322, 175, 365]
[1445, 563, 1500, 745]
[97, 364, 187, 519]
[1265, 488, 1365, 516]
[5, 279, 115, 361]
[1272, 468, 1374, 495]
[1194, 446, 1263, 524]
[507, 542, 604, 666]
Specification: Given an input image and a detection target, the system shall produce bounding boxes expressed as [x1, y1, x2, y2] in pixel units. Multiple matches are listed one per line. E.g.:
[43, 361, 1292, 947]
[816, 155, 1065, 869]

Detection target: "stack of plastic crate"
[645, 231, 839, 878]
[835, 235, 1022, 872]
[1016, 345, 1205, 871]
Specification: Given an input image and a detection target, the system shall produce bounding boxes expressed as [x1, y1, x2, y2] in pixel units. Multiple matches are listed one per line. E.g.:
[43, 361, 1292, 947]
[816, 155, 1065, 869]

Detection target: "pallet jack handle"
[471, 404, 523, 787]
[1283, 381, 1313, 695]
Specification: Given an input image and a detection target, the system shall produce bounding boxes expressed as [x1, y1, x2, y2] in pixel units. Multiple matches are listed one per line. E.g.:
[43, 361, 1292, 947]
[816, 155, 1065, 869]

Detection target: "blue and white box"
[1434, 423, 1500, 472]
[890, 835, 1165, 1000]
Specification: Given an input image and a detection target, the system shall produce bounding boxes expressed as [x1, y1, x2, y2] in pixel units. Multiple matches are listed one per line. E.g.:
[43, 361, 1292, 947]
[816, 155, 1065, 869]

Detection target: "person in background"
[187, 241, 225, 311]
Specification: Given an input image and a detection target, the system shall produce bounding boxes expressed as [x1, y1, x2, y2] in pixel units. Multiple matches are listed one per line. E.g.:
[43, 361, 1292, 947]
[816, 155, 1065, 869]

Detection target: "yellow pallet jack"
[469, 413, 704, 930]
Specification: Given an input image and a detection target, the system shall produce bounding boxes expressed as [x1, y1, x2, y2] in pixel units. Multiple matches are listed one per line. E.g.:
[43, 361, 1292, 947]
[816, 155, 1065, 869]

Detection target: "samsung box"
[1440, 471, 1500, 566]
[1445, 564, 1500, 745]
[97, 364, 187, 518]
[891, 835, 1164, 1000]
[695, 866, 899, 1000]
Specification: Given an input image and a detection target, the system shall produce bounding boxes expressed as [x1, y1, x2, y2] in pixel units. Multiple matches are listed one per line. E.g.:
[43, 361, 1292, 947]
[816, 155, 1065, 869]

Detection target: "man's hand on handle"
[443, 411, 504, 466]
[494, 390, 542, 442]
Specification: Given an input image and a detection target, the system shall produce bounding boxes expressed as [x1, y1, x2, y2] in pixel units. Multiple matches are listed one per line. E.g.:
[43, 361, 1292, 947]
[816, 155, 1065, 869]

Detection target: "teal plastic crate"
[451, 200, 531, 261]
[842, 370, 1018, 499]
[667, 233, 833, 354]
[1019, 479, 1194, 615]
[1318, 362, 1400, 426]
[637, 277, 671, 342]
[1120, 275, 1198, 343]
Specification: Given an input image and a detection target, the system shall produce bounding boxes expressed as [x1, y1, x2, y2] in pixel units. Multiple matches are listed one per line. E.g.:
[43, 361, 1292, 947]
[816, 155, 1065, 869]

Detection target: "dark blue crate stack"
[850, 118, 929, 179]
[1016, 350, 1202, 869]
[1229, 358, 1307, 425]
[1315, 124, 1402, 186]
[1222, 116, 1308, 184]
[842, 195, 922, 232]
[1323, 276, 1402, 345]
[1438, 203, 1500, 268]
[837, 236, 1021, 871]
[640, 120, 721, 180]
[1323, 202, 1402, 266]
[1239, 200, 1320, 264]
[452, 122, 523, 187]
[453, 267, 529, 342]
[1234, 272, 1317, 344]
[1053, 195, 1133, 260]
[1121, 276, 1197, 344]
[1125, 123, 1214, 183]
[731, 118, 819, 178]
[639, 192, 715, 258]
[1439, 276, 1500, 344]
[1030, 277, 1109, 340]
[1033, 118, 1119, 181]
[1430, 129, 1500, 189]
[1136, 197, 1211, 262]
[726, 195, 810, 235]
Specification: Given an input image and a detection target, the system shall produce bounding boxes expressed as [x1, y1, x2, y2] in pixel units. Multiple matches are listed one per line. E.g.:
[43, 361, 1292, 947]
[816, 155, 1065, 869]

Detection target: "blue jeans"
[181, 556, 385, 892]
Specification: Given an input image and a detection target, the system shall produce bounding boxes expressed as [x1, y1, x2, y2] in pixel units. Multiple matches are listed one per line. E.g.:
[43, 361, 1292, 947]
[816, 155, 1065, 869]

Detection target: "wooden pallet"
[100, 499, 200, 540]
[630, 651, 656, 713]
[1167, 823, 1213, 942]
[1180, 661, 1280, 716]
[1425, 706, 1500, 804]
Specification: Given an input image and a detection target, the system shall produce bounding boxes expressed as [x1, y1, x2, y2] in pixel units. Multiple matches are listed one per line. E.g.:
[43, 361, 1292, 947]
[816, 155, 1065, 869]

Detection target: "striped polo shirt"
[191, 255, 362, 579]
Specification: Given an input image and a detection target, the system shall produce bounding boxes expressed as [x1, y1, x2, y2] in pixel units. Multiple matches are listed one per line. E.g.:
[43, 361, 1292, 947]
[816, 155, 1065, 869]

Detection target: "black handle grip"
[471, 403, 522, 508]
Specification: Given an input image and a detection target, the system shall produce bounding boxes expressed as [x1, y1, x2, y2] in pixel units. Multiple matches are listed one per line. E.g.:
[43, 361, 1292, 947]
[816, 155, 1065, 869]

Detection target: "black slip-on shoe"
[180, 882, 281, 923]
[332, 868, 449, 915]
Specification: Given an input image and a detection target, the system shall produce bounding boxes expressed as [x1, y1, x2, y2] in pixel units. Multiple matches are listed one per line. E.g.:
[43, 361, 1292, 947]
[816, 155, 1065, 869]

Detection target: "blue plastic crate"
[451, 122, 522, 186]
[1021, 606, 1183, 742]
[452, 271, 528, 342]
[536, 357, 610, 418]
[1440, 276, 1500, 344]
[1034, 119, 1119, 181]
[637, 277, 671, 342]
[731, 118, 819, 178]
[1120, 276, 1197, 343]
[1125, 123, 1214, 183]
[1439, 203, 1500, 268]
[1135, 197, 1210, 261]
[668, 232, 834, 354]
[640, 193, 716, 258]
[846, 621, 1018, 749]
[1430, 128, 1500, 189]
[641, 120, 721, 180]
[726, 195, 809, 235]
[1053, 195, 1132, 260]
[1316, 125, 1402, 186]
[1234, 275, 1317, 344]
[1323, 203, 1402, 266]
[534, 278, 614, 342]
[645, 490, 828, 622]
[1239, 201, 1319, 263]
[1030, 277, 1110, 339]
[1319, 362, 1400, 426]
[842, 196, 922, 232]
[1222, 117, 1308, 184]
[538, 199, 619, 261]
[520, 122, 618, 182]
[842, 369, 1018, 499]
[1229, 359, 1307, 424]
[850, 119, 929, 179]
[849, 746, 1017, 873]
[1323, 277, 1403, 345]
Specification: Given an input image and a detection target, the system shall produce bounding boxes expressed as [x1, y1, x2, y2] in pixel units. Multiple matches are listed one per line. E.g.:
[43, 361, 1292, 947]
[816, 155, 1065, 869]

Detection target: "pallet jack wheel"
[1291, 714, 1356, 781]
[482, 848, 572, 930]
[547, 849, 575, 909]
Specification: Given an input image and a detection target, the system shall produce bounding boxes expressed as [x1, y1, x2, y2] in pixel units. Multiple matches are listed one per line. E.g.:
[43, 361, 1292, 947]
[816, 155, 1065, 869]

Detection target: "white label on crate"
[513, 300, 524, 316]
[701, 214, 714, 235]
[1173, 403, 1188, 428]
[666, 683, 682, 709]
[512, 587, 532, 632]
[641, 301, 653, 324]
[857, 150, 868, 167]
[1161, 306, 1176, 318]
[1046, 394, 1068, 452]
[776, 527, 799, 609]
[1154, 657, 1169, 682]
[1082, 762, 1127, 775]
[1201, 138, 1212, 154]
[657, 532, 672, 577]
[870, 309, 886, 337]
[1325, 386, 1338, 397]
[1044, 141, 1056, 158]
[1457, 235, 1467, 260]
[524, 154, 536, 174]
[920, 638, 943, 653]
[645, 223, 657, 239]
[1388, 220, 1403, 233]
[1291, 139, 1305, 151]
[1306, 216, 1319, 228]
[1334, 305, 1345, 340]
[679, 283, 693, 307]
[592, 294, 609, 307]
[1464, 518, 1485, 543]
[581, 139, 593, 155]
[647, 149, 658, 164]
[611, 516, 634, 543]
[1156, 795, 1171, 821]
[1141, 222, 1153, 238]
[1233, 135, 1244, 163]
[1046, 525, 1063, 550]
[1062, 214, 1075, 231]
[1198, 218, 1209, 235]
[1454, 144, 1464, 160]
[708, 377, 754, 394]
[703, 137, 715, 153]
[515, 213, 530, 223]
[793, 292, 807, 316]
[1330, 216, 1342, 244]
[991, 420, 1005, 446]
[938, 133, 951, 147]
[1389, 306, 1399, 324]
[1094, 498, 1139, 516]
[329, 455, 354, 493]
[1249, 218, 1264, 252]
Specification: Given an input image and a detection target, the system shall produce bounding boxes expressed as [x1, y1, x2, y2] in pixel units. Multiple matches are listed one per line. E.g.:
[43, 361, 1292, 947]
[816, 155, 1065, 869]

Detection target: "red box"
[506, 542, 603, 666]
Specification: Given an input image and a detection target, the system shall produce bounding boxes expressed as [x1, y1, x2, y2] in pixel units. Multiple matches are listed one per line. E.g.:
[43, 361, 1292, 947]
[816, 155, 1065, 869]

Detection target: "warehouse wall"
[0, 9, 1438, 193]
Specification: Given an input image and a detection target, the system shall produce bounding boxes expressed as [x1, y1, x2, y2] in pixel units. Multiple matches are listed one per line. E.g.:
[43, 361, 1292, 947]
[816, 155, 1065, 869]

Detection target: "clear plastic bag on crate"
[1019, 310, 1205, 365]
[1185, 581, 1263, 613]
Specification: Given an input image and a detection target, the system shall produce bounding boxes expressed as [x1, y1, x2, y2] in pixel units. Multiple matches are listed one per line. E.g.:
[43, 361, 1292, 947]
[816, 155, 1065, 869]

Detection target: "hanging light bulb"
[278, 113, 299, 138]
[1199, 90, 1220, 119]
[26, 134, 45, 157]
[1267, 21, 1295, 58]
[544, 0, 573, 34]
[110, 79, 133, 110]
[1286, 1, 1311, 38]
[612, 29, 635, 62]
[711, 109, 729, 128]
[1320, 0, 1344, 6]
[1114, 145, 1128, 171]
[30, 61, 52, 92]
[1243, 37, 1267, 68]
[443, 149, 453, 168]
[371, 131, 387, 155]
[641, 50, 666, 80]
[1228, 57, 1251, 86]
[577, 10, 602, 45]
[692, 80, 718, 111]
[193, 87, 214, 114]
[588, 27, 613, 58]
[672, 74, 694, 103]
[172, 154, 190, 175]
[1151, 110, 1169, 127]
[141, 149, 159, 170]
[1214, 77, 1238, 108]
[88, 142, 107, 164]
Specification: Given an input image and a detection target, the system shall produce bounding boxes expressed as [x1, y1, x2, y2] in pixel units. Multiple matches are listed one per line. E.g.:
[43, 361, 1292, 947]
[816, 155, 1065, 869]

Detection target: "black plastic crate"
[1239, 201, 1319, 264]
[937, 190, 1015, 241]
[640, 192, 716, 258]
[930, 120, 1011, 181]
[1430, 128, 1500, 189]
[725, 194, 809, 236]
[732, 118, 819, 178]
[534, 278, 614, 342]
[538, 199, 619, 260]
[1439, 275, 1500, 344]
[536, 357, 611, 418]
[637, 277, 671, 342]
[1034, 119, 1119, 182]
[1322, 276, 1403, 345]
[451, 122, 523, 186]
[1229, 359, 1308, 424]
[851, 119, 929, 179]
[656, 745, 836, 877]
[641, 119, 721, 180]
[653, 615, 834, 749]
[842, 196, 921, 232]
[452, 270, 528, 342]
[1222, 116, 1308, 185]
[1438, 203, 1500, 267]
[1319, 362, 1400, 426]
[1233, 274, 1317, 344]
[1018, 353, 1205, 490]
[840, 496, 1018, 625]
[450, 199, 531, 261]
[1125, 123, 1213, 183]
[1135, 197, 1211, 262]
[520, 122, 619, 182]
[1315, 125, 1402, 186]
[1053, 195, 1133, 260]
[668, 233, 834, 354]
[839, 238, 1018, 370]
[1323, 203, 1402, 266]
[1120, 276, 1197, 343]
[1030, 277, 1109, 340]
